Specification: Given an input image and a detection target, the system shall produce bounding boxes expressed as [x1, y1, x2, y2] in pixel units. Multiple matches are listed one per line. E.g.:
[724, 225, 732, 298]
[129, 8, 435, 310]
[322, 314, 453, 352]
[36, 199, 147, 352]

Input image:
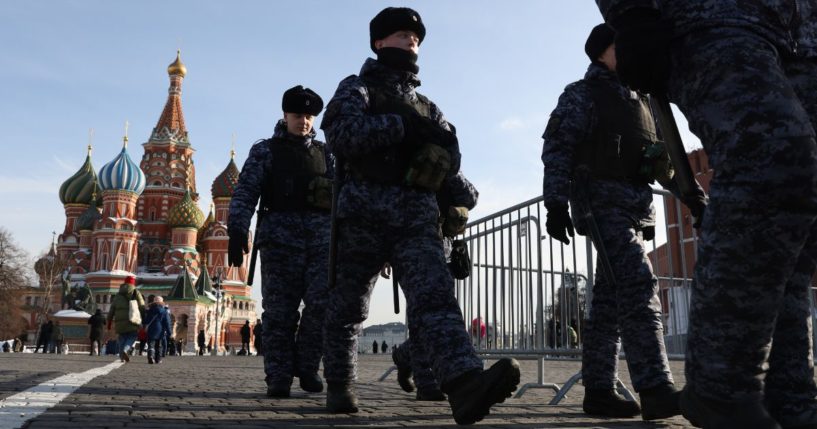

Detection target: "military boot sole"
[452, 358, 521, 425]
[680, 387, 781, 429]
[582, 400, 641, 418]
[326, 388, 359, 413]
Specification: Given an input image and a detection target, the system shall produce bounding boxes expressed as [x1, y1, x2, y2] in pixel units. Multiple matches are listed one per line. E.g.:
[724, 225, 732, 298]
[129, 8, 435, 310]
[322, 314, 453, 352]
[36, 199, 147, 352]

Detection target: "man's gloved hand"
[682, 194, 708, 228]
[402, 113, 446, 148]
[228, 230, 249, 267]
[611, 8, 672, 94]
[546, 203, 574, 245]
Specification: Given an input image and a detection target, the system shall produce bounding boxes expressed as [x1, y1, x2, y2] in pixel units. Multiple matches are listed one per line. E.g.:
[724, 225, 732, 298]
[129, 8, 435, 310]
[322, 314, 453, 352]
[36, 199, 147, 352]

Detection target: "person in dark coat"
[595, 1, 817, 427]
[197, 330, 206, 356]
[252, 319, 263, 356]
[143, 296, 171, 364]
[87, 309, 105, 356]
[380, 341, 388, 354]
[240, 320, 251, 355]
[372, 340, 379, 354]
[35, 321, 52, 353]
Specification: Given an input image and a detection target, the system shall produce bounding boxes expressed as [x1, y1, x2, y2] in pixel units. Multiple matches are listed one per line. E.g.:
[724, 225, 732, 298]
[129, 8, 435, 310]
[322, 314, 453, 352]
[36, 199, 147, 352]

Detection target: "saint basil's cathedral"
[29, 51, 257, 352]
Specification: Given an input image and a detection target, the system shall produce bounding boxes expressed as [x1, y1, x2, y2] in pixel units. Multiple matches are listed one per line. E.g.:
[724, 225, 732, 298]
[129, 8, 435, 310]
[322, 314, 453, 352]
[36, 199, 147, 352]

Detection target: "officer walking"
[229, 85, 333, 397]
[541, 23, 705, 420]
[320, 7, 520, 425]
[390, 173, 478, 402]
[594, 1, 817, 428]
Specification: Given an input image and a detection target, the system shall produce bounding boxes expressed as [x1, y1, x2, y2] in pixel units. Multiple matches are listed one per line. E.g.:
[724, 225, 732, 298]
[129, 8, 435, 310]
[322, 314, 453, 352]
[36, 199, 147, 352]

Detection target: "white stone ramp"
[0, 360, 122, 429]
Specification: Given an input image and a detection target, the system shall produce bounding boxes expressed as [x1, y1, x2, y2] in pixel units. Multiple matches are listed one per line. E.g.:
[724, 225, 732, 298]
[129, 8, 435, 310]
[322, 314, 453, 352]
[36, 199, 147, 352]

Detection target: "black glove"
[681, 194, 708, 228]
[402, 113, 447, 148]
[546, 203, 574, 245]
[612, 8, 672, 94]
[228, 230, 249, 267]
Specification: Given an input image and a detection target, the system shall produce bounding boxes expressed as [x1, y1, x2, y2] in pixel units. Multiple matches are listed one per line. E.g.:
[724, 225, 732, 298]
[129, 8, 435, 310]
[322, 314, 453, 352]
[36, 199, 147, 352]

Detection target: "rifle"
[328, 157, 345, 289]
[246, 207, 266, 286]
[393, 276, 400, 314]
[572, 166, 617, 287]
[649, 95, 701, 225]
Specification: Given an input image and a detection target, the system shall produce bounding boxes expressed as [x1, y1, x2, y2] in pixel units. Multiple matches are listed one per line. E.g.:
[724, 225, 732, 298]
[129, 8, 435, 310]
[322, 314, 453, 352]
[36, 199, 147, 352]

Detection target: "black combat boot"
[298, 372, 324, 393]
[326, 382, 359, 413]
[266, 380, 291, 398]
[416, 385, 446, 401]
[680, 386, 781, 429]
[583, 388, 641, 418]
[639, 383, 681, 420]
[392, 346, 415, 392]
[444, 358, 521, 425]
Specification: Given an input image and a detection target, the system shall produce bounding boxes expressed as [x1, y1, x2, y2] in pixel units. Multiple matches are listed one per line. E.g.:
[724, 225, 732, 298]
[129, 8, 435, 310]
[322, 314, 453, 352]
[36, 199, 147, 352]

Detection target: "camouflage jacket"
[229, 120, 334, 250]
[596, 0, 817, 58]
[321, 58, 473, 228]
[541, 64, 656, 226]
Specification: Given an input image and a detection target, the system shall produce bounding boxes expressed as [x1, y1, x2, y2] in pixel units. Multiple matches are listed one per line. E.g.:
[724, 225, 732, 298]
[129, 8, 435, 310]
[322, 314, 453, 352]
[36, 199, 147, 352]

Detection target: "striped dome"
[211, 157, 239, 198]
[98, 143, 146, 194]
[167, 188, 205, 229]
[59, 150, 99, 205]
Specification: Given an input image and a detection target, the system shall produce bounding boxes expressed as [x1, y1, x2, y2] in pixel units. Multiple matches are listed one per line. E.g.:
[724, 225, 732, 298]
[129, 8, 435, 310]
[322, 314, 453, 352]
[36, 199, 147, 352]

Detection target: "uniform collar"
[360, 57, 422, 90]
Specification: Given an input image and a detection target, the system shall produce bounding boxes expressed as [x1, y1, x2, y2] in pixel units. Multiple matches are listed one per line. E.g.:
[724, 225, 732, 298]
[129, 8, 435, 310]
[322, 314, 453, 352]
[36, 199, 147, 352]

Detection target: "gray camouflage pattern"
[595, 0, 817, 58]
[665, 26, 817, 408]
[320, 58, 483, 386]
[396, 175, 479, 391]
[541, 63, 674, 391]
[229, 120, 334, 385]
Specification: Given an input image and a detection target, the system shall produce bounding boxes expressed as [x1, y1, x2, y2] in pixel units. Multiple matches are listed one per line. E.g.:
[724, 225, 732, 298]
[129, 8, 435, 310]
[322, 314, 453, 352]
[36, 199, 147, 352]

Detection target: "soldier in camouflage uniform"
[541, 24, 707, 421]
[228, 85, 334, 398]
[390, 173, 478, 401]
[594, 1, 817, 428]
[320, 7, 520, 425]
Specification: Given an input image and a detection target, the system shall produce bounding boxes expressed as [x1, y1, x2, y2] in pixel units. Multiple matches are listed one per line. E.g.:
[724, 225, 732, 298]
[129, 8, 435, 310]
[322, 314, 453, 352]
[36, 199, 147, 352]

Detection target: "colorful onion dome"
[98, 138, 146, 194]
[167, 188, 205, 228]
[74, 203, 101, 232]
[211, 151, 239, 198]
[59, 146, 99, 205]
[34, 243, 58, 276]
[167, 50, 187, 77]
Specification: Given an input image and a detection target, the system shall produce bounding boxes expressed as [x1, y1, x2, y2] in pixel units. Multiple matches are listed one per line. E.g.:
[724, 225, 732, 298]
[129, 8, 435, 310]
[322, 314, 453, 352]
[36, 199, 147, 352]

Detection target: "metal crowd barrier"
[455, 189, 697, 402]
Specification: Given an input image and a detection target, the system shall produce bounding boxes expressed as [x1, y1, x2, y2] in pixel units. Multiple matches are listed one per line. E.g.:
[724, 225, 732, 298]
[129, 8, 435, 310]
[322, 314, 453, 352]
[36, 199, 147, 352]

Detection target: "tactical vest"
[261, 137, 329, 212]
[576, 80, 658, 183]
[348, 77, 433, 184]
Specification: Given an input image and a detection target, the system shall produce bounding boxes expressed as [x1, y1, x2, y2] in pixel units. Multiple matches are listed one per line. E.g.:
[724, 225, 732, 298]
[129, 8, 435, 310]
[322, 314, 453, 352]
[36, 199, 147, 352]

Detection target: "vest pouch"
[404, 144, 451, 191]
[442, 206, 469, 238]
[639, 141, 675, 185]
[448, 239, 471, 280]
[306, 176, 333, 210]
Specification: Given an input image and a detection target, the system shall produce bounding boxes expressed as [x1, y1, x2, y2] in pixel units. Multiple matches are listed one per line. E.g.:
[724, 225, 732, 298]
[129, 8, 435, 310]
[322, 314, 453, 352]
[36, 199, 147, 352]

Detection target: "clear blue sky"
[0, 1, 700, 327]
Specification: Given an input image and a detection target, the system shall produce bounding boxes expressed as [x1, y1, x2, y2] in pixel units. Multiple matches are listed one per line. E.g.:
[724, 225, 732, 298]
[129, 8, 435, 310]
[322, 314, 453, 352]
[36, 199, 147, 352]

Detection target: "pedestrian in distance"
[144, 296, 171, 364]
[372, 340, 378, 354]
[252, 318, 263, 356]
[197, 329, 206, 356]
[541, 23, 706, 420]
[51, 321, 64, 354]
[87, 309, 105, 356]
[319, 7, 520, 424]
[229, 85, 333, 398]
[107, 276, 145, 363]
[594, 1, 817, 427]
[240, 320, 251, 356]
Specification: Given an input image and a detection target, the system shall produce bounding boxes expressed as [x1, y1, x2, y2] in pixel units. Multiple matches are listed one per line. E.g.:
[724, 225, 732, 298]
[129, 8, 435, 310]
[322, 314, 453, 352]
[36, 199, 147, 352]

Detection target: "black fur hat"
[585, 23, 616, 62]
[370, 7, 426, 53]
[281, 85, 323, 115]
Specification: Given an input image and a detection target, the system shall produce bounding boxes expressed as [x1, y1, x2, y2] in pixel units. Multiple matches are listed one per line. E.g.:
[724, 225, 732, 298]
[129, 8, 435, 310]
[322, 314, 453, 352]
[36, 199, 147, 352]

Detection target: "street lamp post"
[211, 271, 223, 356]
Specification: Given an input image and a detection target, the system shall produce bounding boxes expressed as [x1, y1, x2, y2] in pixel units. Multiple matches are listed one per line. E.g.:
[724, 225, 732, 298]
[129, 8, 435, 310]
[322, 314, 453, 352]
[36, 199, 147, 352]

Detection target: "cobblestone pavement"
[0, 353, 704, 428]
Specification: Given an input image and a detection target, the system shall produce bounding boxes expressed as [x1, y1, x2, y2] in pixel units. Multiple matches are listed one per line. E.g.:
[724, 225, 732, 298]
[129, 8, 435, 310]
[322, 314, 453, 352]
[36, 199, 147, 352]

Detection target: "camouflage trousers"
[580, 209, 673, 391]
[393, 335, 438, 390]
[322, 217, 482, 385]
[260, 241, 329, 385]
[670, 27, 817, 408]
